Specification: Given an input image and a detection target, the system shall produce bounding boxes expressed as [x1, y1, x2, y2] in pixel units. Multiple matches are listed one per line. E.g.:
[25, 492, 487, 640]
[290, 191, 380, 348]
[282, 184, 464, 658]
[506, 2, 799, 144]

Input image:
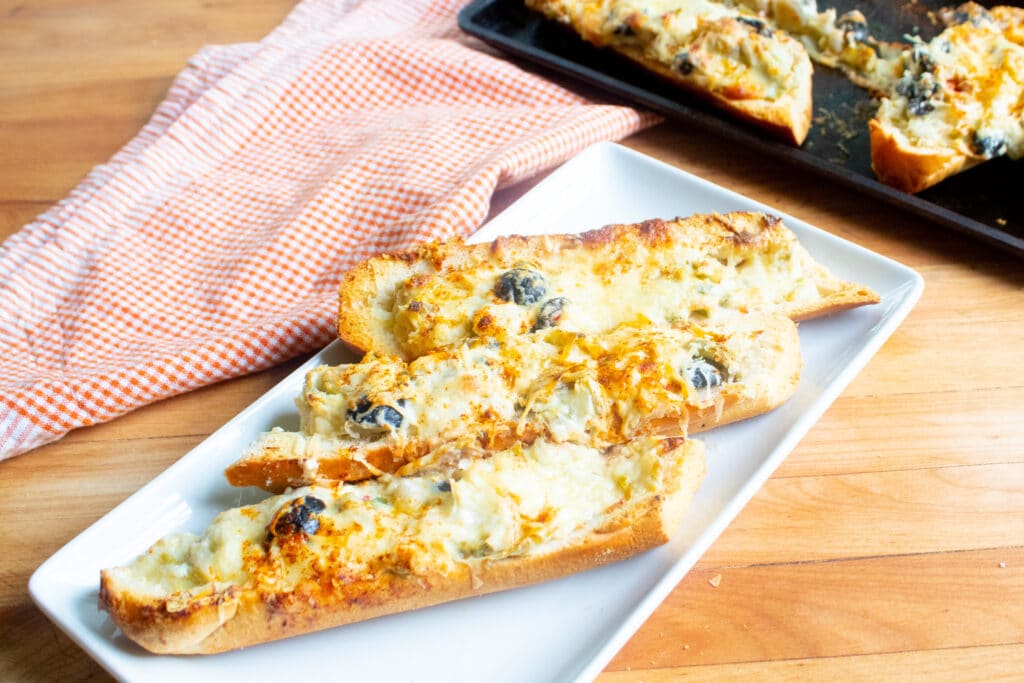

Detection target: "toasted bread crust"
[868, 118, 974, 194]
[101, 439, 705, 654]
[337, 212, 878, 361]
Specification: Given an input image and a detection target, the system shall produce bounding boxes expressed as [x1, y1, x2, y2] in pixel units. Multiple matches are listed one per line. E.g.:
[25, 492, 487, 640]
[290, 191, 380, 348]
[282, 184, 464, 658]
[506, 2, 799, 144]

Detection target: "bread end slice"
[338, 212, 878, 362]
[336, 250, 435, 357]
[101, 438, 705, 654]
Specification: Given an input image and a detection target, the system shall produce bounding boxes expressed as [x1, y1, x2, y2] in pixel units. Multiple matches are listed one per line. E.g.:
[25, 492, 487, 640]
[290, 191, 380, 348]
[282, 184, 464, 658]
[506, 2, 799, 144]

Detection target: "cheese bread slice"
[337, 211, 878, 361]
[869, 3, 1024, 193]
[525, 0, 814, 144]
[227, 314, 799, 492]
[101, 436, 705, 654]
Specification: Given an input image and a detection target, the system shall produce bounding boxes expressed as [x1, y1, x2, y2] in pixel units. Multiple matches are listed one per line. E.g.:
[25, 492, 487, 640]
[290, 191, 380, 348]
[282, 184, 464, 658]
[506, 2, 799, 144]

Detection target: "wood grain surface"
[1, 1, 1022, 681]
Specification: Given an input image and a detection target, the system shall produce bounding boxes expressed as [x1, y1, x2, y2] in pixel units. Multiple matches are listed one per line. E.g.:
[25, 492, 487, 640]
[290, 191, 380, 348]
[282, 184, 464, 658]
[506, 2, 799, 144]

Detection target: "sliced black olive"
[532, 297, 567, 332]
[303, 496, 326, 512]
[269, 496, 325, 539]
[895, 74, 938, 116]
[737, 16, 772, 37]
[687, 357, 725, 390]
[907, 97, 935, 116]
[836, 12, 868, 43]
[957, 7, 992, 27]
[437, 480, 452, 492]
[673, 51, 695, 75]
[347, 396, 404, 430]
[971, 131, 1006, 158]
[495, 268, 547, 306]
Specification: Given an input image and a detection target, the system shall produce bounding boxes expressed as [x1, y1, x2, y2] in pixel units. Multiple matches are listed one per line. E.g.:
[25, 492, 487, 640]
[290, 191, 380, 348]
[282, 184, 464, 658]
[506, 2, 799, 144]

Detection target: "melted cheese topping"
[876, 10, 1024, 161]
[108, 438, 690, 599]
[734, 0, 903, 92]
[238, 320, 767, 484]
[389, 217, 828, 359]
[528, 0, 808, 102]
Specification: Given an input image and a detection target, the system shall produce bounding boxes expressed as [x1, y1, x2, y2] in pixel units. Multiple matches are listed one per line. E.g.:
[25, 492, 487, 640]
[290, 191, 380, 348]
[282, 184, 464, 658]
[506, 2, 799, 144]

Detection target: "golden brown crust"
[338, 211, 878, 361]
[224, 441, 408, 491]
[101, 440, 706, 655]
[869, 115, 975, 195]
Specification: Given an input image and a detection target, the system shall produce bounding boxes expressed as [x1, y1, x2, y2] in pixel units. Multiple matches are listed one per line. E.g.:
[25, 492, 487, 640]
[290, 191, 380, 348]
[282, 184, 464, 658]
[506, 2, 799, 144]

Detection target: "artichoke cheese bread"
[226, 313, 800, 492]
[337, 211, 879, 361]
[100, 211, 878, 656]
[869, 3, 1024, 193]
[525, 0, 815, 143]
[101, 437, 706, 654]
[728, 0, 904, 92]
[525, 0, 1023, 192]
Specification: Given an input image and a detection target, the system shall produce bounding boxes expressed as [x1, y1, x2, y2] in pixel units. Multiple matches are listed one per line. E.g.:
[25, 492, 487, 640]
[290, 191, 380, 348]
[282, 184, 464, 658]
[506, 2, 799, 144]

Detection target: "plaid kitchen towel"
[0, 0, 657, 459]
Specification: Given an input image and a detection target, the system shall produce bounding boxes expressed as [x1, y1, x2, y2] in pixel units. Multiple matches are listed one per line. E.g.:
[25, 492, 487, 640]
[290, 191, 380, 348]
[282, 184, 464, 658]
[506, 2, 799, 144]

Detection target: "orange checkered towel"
[0, 0, 656, 459]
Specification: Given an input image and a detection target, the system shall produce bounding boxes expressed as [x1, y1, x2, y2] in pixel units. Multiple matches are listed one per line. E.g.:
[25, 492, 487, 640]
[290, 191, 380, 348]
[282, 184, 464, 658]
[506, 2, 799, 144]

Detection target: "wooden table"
[2, 2, 1022, 680]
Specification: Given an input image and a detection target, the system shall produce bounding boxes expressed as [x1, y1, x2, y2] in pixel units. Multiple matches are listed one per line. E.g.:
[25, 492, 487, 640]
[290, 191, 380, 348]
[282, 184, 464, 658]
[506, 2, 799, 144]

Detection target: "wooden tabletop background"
[2, 1, 1022, 680]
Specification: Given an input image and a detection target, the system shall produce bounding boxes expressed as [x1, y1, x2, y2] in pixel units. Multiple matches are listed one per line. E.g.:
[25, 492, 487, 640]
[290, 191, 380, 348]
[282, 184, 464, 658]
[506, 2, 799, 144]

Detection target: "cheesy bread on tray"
[101, 436, 705, 654]
[525, 0, 814, 144]
[870, 3, 1024, 193]
[227, 313, 800, 492]
[337, 211, 878, 361]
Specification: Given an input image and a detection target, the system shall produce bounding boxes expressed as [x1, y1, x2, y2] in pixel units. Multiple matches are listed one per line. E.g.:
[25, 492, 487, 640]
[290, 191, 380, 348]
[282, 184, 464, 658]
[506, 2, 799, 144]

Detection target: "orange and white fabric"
[0, 0, 656, 459]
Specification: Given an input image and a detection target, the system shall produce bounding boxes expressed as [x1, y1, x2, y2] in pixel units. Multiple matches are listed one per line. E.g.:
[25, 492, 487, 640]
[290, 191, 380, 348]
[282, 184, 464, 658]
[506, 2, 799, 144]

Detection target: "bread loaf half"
[525, 0, 813, 144]
[101, 436, 705, 654]
[337, 211, 878, 361]
[227, 313, 799, 492]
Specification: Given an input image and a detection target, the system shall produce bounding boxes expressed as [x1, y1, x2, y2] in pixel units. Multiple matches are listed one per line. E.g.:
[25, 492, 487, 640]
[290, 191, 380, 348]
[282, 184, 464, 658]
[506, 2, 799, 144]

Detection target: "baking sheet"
[458, 0, 1024, 256]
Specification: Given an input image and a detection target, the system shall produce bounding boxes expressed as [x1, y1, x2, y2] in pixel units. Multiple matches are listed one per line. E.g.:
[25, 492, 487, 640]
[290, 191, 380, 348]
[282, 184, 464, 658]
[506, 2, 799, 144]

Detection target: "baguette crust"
[869, 118, 974, 195]
[101, 438, 705, 654]
[337, 212, 878, 361]
[227, 314, 799, 492]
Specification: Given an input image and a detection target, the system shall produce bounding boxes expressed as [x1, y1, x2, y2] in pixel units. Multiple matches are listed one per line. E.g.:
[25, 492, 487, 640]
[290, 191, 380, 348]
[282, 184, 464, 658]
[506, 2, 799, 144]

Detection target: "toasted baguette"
[226, 313, 799, 492]
[337, 212, 878, 361]
[526, 0, 813, 144]
[869, 4, 1024, 193]
[101, 437, 705, 654]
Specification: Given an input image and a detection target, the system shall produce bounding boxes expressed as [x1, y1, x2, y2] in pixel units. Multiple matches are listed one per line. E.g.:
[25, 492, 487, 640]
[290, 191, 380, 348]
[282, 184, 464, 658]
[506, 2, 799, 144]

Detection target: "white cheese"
[111, 438, 676, 597]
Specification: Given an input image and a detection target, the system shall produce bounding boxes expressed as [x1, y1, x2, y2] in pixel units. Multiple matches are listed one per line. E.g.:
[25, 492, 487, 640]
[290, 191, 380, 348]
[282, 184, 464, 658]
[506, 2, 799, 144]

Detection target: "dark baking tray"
[458, 0, 1024, 256]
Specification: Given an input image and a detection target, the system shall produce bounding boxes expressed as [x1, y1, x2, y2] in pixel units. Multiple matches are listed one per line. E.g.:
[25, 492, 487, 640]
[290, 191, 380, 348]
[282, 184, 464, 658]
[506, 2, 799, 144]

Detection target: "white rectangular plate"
[30, 142, 923, 683]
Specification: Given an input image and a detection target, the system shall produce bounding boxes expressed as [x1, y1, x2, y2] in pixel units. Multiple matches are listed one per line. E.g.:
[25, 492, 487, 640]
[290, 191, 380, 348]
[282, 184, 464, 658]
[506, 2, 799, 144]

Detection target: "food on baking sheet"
[337, 211, 878, 361]
[870, 3, 1024, 193]
[100, 436, 705, 654]
[227, 313, 800, 492]
[732, 0, 905, 91]
[525, 0, 814, 143]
